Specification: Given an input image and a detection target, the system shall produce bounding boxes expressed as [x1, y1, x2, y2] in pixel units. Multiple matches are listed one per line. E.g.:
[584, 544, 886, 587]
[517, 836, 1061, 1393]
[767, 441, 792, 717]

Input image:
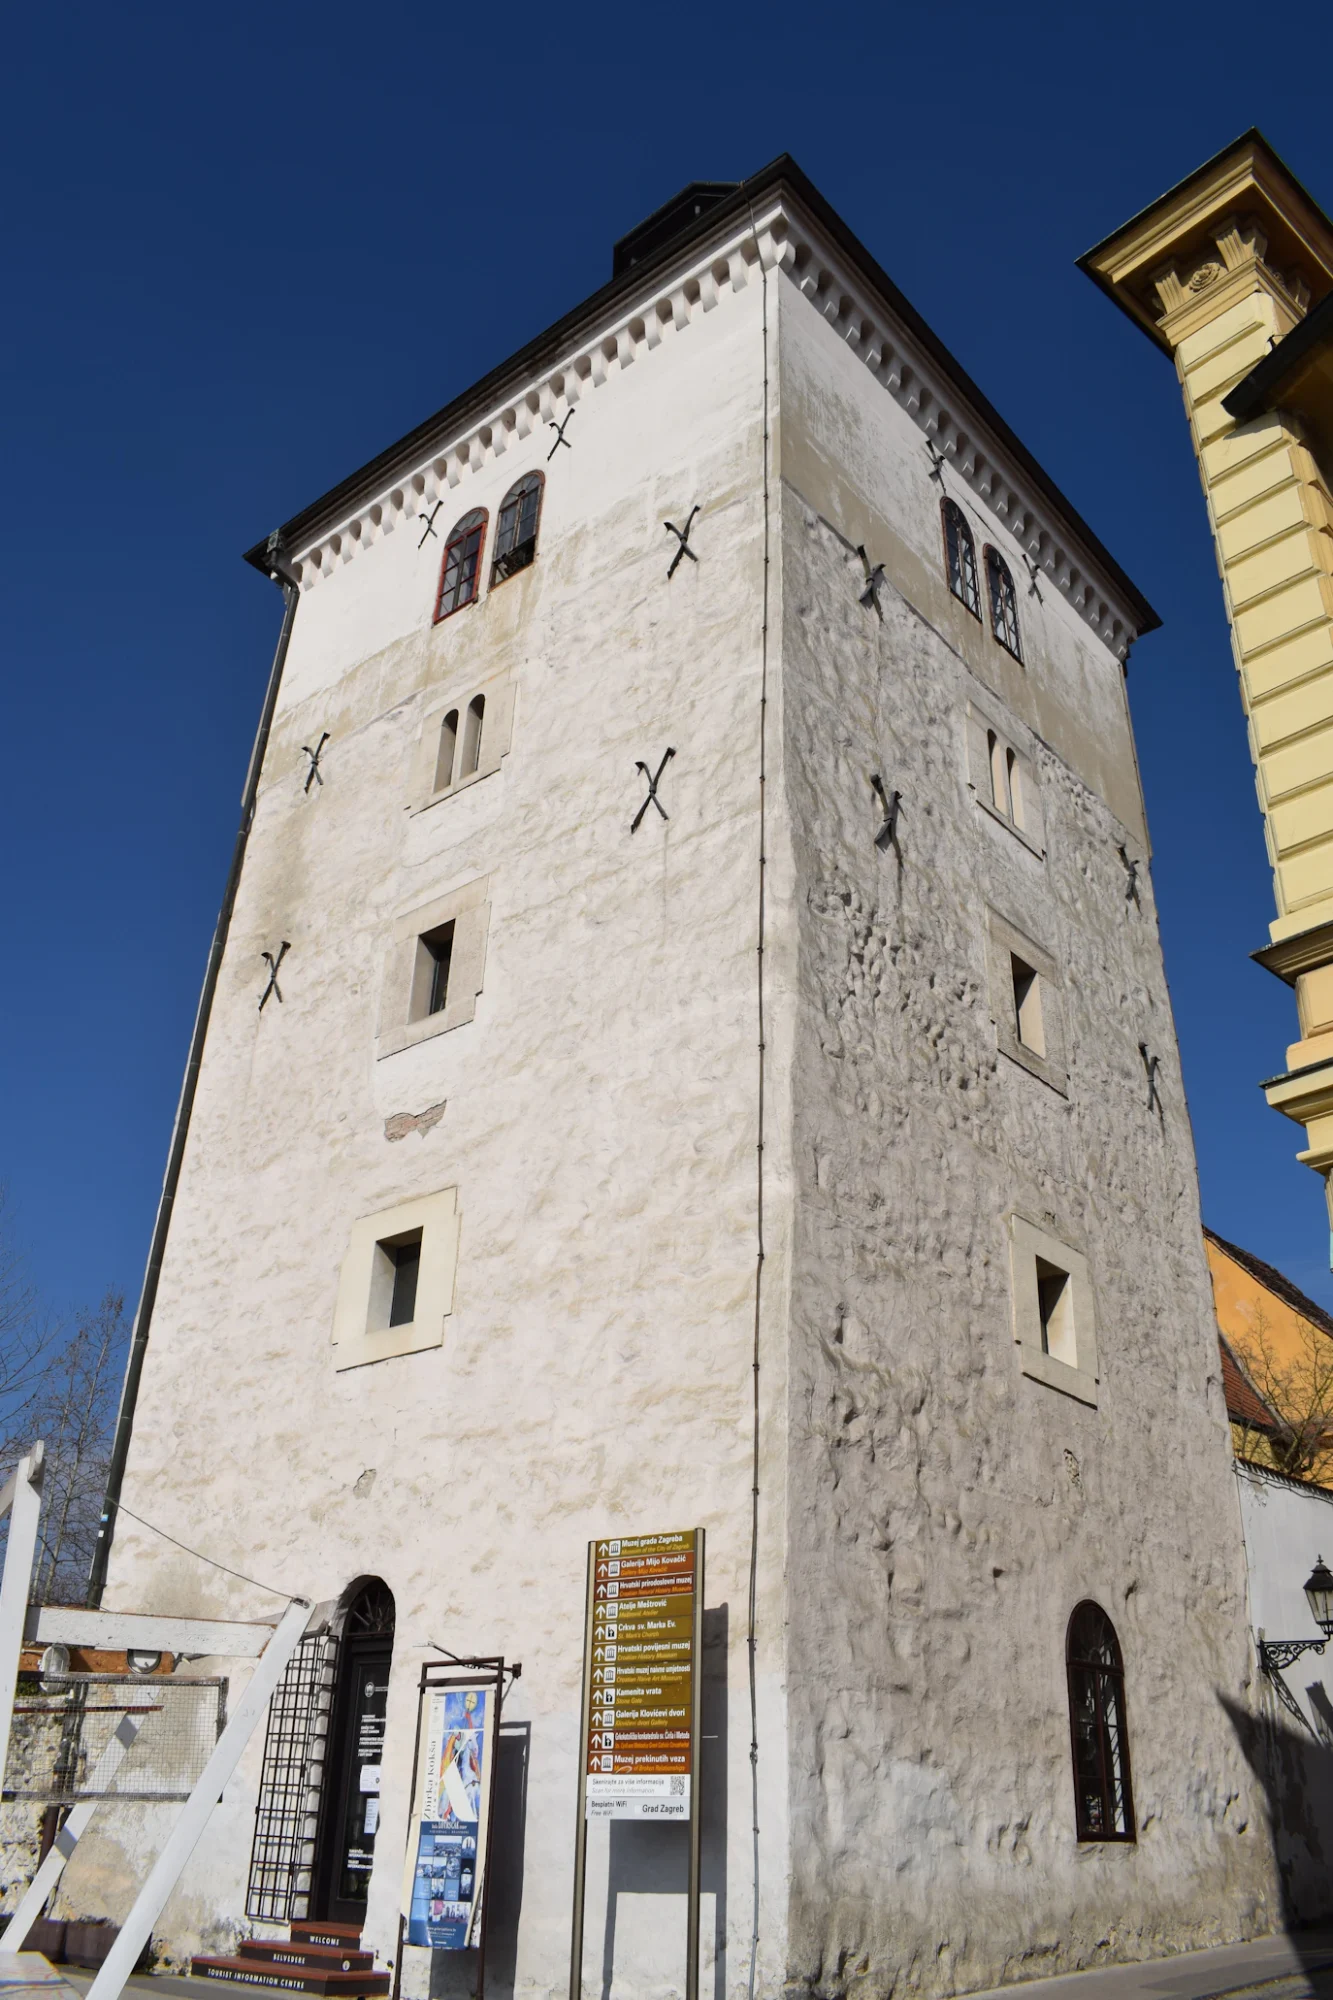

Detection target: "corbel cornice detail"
[291, 200, 1144, 659]
[291, 208, 787, 594]
[772, 212, 1137, 660]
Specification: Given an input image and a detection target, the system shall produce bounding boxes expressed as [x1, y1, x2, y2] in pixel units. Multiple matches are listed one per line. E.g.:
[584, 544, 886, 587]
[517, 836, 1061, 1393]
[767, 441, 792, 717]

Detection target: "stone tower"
[71, 158, 1281, 1997]
[1083, 132, 1333, 1224]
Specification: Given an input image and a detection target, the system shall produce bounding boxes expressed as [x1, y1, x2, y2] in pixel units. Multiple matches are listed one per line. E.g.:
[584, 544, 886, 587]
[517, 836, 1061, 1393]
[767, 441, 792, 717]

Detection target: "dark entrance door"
[313, 1580, 396, 1925]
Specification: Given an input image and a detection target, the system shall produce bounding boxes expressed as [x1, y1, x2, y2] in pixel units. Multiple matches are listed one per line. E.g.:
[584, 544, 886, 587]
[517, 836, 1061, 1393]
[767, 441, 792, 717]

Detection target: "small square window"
[377, 881, 491, 1060]
[1009, 1217, 1098, 1405]
[986, 911, 1064, 1093]
[332, 1189, 461, 1372]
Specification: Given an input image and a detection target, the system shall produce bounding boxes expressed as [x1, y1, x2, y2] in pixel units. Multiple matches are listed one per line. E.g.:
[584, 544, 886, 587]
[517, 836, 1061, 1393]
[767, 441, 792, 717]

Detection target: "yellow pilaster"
[1082, 134, 1333, 1190]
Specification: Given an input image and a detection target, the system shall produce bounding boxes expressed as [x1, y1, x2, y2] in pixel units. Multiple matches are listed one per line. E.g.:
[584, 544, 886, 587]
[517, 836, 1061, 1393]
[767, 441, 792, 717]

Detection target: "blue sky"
[3, 2, 1333, 1319]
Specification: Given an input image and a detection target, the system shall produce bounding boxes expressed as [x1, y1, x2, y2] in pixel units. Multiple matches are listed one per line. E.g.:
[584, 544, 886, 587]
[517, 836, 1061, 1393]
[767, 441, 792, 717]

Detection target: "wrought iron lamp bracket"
[1260, 1636, 1327, 1673]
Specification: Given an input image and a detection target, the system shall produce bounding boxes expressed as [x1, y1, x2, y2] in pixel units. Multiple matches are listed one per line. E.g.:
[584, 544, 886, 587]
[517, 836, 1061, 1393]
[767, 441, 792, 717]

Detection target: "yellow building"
[1083, 134, 1333, 1219]
[1206, 1226, 1333, 1481]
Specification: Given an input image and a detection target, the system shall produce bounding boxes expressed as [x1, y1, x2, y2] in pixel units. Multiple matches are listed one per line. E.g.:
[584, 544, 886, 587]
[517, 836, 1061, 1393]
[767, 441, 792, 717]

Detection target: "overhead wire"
[103, 1495, 292, 1602]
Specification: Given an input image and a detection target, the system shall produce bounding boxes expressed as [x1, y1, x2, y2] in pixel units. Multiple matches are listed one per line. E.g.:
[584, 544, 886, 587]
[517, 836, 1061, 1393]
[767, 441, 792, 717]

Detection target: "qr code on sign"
[670, 1777, 684, 1795]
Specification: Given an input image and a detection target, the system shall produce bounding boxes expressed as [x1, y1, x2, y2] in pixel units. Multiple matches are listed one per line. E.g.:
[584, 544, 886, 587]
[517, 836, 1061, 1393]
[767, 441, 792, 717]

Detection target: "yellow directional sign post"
[569, 1528, 704, 2000]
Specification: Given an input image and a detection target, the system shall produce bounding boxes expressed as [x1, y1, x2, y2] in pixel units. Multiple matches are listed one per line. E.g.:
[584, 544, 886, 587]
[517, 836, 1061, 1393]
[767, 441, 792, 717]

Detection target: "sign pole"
[568, 1543, 596, 2000]
[685, 1529, 705, 2000]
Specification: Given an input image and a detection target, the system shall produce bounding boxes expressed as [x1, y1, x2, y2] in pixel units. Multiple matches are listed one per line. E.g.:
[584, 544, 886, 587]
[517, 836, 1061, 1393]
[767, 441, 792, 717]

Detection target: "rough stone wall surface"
[776, 287, 1279, 1998]
[57, 273, 793, 1999]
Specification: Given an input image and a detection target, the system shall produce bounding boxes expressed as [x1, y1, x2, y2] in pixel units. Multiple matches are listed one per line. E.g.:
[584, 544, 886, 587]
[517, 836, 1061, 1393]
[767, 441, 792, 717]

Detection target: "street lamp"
[1259, 1556, 1333, 1676]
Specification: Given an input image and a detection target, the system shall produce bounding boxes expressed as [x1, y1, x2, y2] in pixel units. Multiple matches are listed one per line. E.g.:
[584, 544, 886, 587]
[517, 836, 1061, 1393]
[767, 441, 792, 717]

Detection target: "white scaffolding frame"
[0, 1448, 310, 2000]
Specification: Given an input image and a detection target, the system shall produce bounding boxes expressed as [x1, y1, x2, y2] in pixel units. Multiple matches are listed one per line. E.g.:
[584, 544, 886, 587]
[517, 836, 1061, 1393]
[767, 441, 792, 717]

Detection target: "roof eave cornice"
[251, 159, 1156, 655]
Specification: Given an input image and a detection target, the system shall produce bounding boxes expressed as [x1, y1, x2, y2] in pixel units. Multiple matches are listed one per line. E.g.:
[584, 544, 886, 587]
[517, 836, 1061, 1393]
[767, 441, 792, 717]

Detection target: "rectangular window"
[1036, 1258, 1076, 1366]
[1008, 1216, 1098, 1405]
[388, 1238, 421, 1327]
[368, 1229, 424, 1334]
[986, 910, 1064, 1092]
[378, 879, 491, 1060]
[1011, 955, 1046, 1055]
[410, 921, 456, 1023]
[332, 1188, 461, 1373]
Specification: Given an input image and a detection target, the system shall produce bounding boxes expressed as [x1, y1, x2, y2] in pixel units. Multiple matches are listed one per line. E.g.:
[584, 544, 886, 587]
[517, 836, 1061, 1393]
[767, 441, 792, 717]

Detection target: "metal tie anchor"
[869, 774, 901, 852]
[301, 732, 329, 793]
[548, 410, 575, 460]
[631, 748, 677, 833]
[664, 506, 700, 579]
[856, 546, 885, 620]
[259, 941, 290, 1012]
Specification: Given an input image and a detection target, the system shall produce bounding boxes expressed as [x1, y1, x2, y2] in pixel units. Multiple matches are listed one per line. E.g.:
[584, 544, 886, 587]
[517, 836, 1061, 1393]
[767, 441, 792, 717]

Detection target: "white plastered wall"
[63, 262, 794, 2000]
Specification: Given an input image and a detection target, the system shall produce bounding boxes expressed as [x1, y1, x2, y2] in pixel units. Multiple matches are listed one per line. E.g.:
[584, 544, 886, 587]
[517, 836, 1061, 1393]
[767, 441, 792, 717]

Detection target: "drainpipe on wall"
[87, 536, 301, 1608]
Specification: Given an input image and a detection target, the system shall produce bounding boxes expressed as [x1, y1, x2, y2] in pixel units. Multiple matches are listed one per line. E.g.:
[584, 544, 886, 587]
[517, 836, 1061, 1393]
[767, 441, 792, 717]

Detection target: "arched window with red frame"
[434, 508, 488, 622]
[942, 499, 980, 618]
[985, 545, 1023, 661]
[1066, 1601, 1135, 1841]
[491, 472, 544, 586]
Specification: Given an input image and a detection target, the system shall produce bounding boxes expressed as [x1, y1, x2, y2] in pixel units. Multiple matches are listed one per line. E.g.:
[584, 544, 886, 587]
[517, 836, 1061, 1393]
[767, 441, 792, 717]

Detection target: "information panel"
[580, 1529, 700, 1822]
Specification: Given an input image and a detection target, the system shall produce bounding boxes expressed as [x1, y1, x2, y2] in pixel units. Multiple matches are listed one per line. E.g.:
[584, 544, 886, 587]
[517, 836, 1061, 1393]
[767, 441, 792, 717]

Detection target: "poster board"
[400, 1673, 498, 1953]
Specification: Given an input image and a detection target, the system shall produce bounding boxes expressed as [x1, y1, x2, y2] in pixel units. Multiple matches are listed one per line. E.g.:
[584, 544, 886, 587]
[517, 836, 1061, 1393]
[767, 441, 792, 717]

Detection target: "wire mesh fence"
[3, 1674, 227, 1804]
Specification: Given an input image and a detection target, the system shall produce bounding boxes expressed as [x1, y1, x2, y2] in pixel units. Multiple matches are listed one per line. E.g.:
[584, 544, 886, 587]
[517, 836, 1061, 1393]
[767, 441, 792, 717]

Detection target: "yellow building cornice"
[1080, 130, 1333, 351]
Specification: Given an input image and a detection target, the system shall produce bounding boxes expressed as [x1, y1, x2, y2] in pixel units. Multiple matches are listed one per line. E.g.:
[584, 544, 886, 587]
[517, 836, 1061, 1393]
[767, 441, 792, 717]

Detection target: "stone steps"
[189, 1922, 388, 1998]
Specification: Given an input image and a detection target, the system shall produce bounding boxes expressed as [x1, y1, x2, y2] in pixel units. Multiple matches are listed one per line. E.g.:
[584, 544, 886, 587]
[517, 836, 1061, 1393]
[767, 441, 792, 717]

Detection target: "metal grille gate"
[245, 1632, 338, 1921]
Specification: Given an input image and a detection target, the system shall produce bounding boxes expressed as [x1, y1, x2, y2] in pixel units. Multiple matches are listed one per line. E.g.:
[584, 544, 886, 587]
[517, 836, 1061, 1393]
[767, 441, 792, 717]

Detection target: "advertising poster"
[401, 1685, 493, 1951]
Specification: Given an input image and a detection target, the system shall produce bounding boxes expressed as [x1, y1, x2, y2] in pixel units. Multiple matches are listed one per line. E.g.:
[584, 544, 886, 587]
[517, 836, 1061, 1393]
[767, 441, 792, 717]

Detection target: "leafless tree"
[1238, 1303, 1333, 1484]
[0, 1195, 127, 1605]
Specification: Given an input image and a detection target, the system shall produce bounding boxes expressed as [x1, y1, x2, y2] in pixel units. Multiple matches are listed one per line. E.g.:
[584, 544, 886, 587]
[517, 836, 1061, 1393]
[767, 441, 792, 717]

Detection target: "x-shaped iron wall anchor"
[631, 747, 676, 833]
[1139, 1042, 1162, 1115]
[1022, 553, 1044, 603]
[870, 773, 901, 852]
[417, 501, 444, 548]
[302, 732, 330, 793]
[664, 506, 700, 579]
[925, 440, 948, 484]
[259, 941, 290, 1012]
[548, 410, 575, 460]
[1117, 844, 1141, 907]
[856, 545, 885, 620]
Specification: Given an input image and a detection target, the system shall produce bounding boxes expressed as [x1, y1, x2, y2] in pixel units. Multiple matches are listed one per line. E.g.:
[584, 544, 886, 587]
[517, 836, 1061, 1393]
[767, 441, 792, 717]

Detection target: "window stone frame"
[413, 669, 515, 814]
[1008, 1214, 1099, 1406]
[965, 700, 1045, 856]
[377, 877, 490, 1059]
[985, 907, 1066, 1093]
[331, 1185, 460, 1372]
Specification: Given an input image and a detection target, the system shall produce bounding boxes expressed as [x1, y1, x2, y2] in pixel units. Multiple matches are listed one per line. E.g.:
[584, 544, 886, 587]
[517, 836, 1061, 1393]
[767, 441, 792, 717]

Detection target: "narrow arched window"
[491, 472, 544, 586]
[434, 509, 487, 622]
[942, 500, 980, 618]
[1066, 1602, 1135, 1841]
[460, 693, 485, 779]
[434, 710, 459, 793]
[986, 547, 1022, 661]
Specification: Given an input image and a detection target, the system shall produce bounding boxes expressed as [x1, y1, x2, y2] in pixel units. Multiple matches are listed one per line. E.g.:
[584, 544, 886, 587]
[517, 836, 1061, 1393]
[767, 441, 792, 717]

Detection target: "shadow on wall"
[1220, 1690, 1333, 1933]
[599, 1604, 730, 2000]
[429, 1720, 530, 2000]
